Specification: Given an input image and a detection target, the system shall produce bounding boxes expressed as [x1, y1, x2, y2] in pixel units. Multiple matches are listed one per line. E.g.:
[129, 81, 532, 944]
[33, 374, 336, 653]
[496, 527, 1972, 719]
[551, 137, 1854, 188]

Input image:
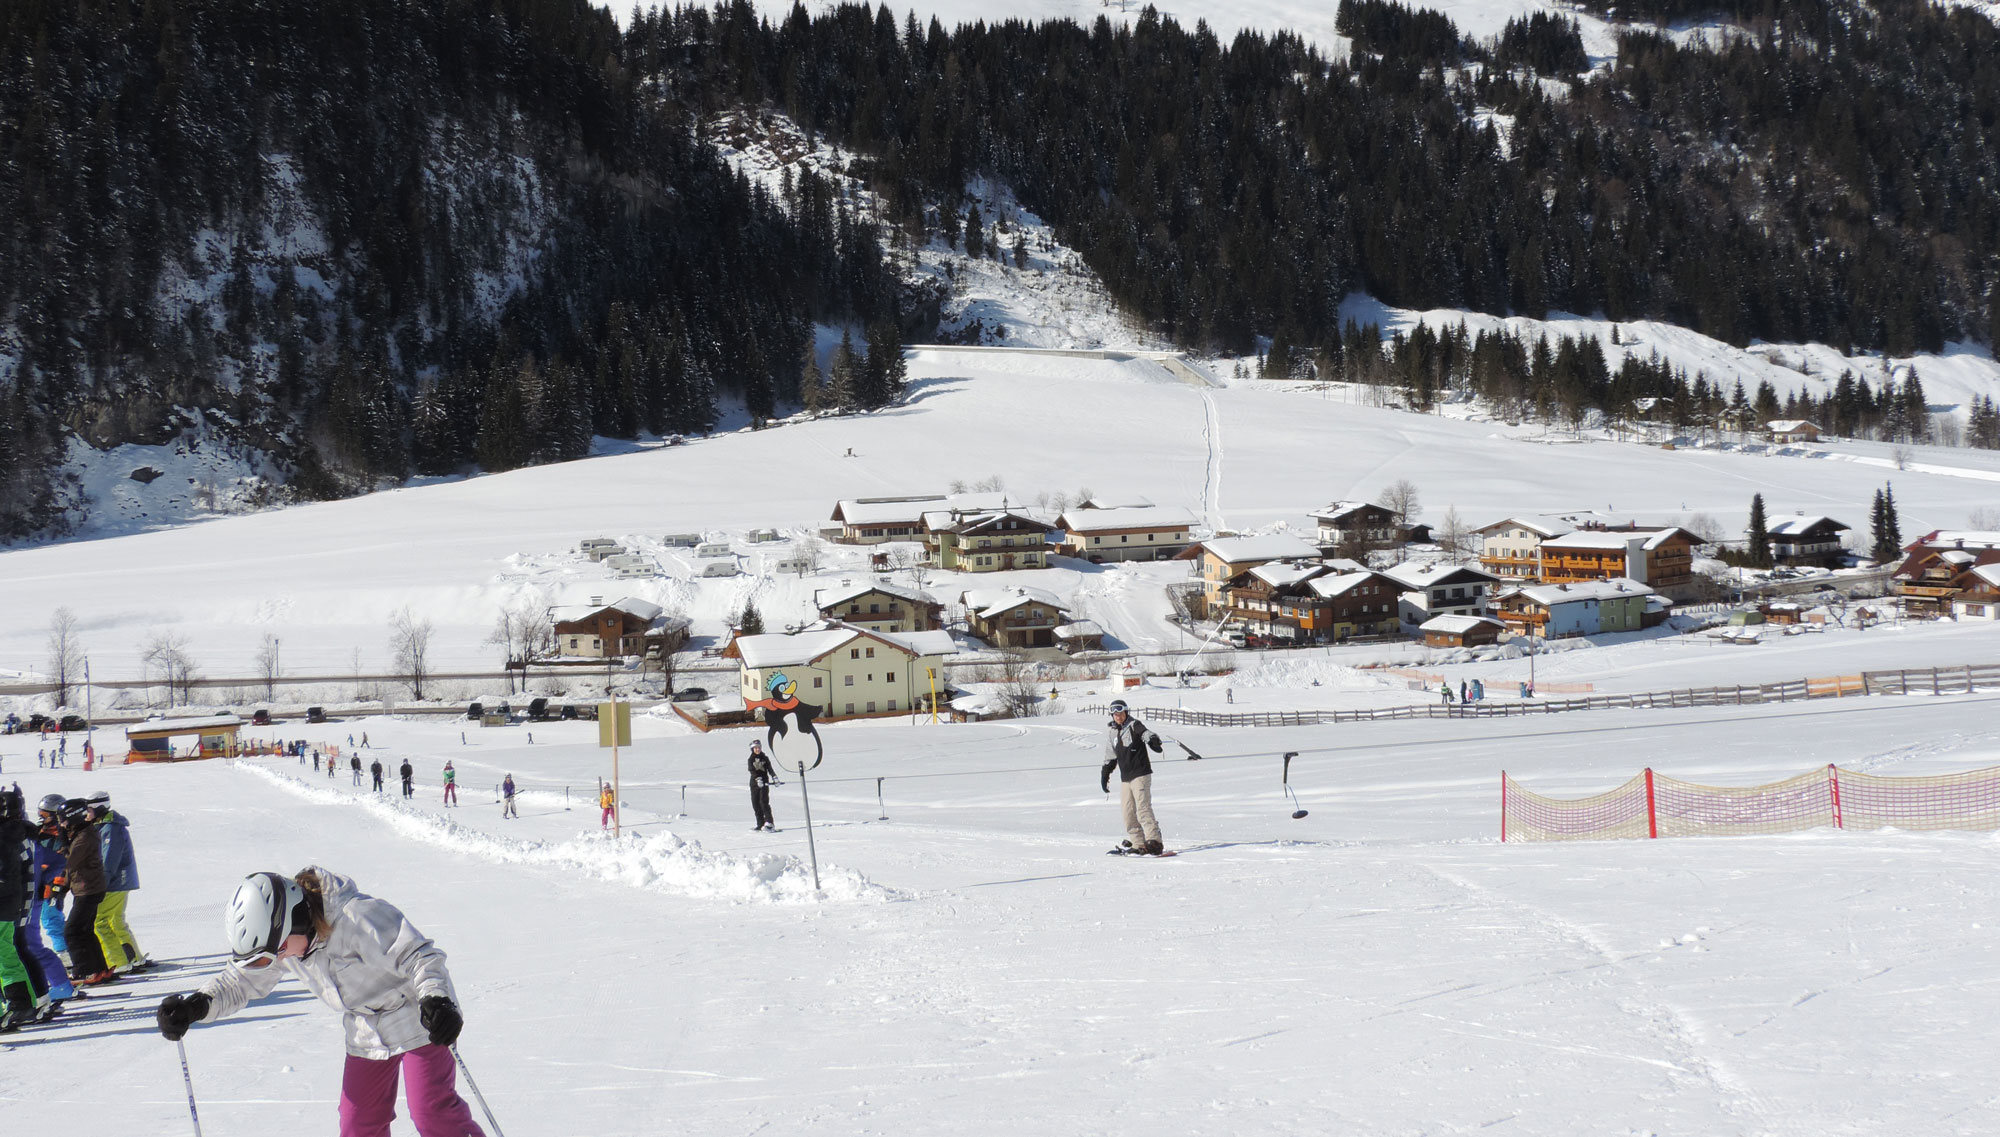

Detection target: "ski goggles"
[238, 948, 284, 971]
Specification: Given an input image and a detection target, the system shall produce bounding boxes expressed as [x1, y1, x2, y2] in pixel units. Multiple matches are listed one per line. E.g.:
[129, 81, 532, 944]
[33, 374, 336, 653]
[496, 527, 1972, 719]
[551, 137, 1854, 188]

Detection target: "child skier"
[598, 781, 615, 829]
[442, 762, 458, 807]
[155, 869, 485, 1137]
[501, 775, 517, 820]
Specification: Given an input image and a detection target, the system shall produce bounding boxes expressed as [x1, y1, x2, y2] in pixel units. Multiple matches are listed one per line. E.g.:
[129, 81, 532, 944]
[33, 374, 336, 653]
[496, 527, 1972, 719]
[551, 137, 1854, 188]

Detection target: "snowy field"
[7, 692, 2000, 1134]
[8, 345, 2000, 690]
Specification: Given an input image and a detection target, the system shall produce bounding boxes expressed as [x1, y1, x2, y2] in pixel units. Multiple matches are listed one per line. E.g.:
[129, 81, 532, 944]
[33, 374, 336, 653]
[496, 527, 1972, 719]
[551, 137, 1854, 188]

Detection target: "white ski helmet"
[224, 871, 306, 962]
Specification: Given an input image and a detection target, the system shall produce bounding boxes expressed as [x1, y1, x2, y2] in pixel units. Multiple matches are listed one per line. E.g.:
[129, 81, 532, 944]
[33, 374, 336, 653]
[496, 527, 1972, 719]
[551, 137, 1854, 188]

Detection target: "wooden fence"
[1096, 661, 2000, 728]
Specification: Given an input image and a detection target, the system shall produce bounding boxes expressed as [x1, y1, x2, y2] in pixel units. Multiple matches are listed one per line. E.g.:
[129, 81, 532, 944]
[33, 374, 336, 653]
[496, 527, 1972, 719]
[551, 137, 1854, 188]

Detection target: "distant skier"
[399, 759, 415, 800]
[1101, 699, 1166, 855]
[154, 869, 486, 1137]
[501, 775, 517, 820]
[598, 781, 615, 830]
[442, 762, 458, 807]
[748, 741, 779, 832]
[370, 758, 384, 793]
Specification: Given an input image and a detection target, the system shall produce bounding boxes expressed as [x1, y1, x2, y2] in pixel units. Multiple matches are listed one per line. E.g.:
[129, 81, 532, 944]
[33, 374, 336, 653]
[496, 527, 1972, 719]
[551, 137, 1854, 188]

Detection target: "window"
[888, 699, 898, 711]
[844, 703, 854, 715]
[867, 701, 877, 713]
[813, 677, 823, 688]
[870, 603, 880, 614]
[851, 648, 860, 659]
[1120, 534, 1129, 543]
[886, 671, 896, 682]
[866, 647, 876, 658]
[844, 675, 854, 686]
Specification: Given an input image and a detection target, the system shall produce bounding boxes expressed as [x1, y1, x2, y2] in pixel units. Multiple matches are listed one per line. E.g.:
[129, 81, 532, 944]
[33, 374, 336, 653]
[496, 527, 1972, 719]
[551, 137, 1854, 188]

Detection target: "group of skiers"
[1, 784, 148, 1032]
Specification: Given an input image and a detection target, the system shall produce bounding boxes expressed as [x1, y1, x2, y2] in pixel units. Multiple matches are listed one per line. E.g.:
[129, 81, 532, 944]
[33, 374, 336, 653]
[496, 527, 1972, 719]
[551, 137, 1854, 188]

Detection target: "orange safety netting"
[1501, 764, 2000, 841]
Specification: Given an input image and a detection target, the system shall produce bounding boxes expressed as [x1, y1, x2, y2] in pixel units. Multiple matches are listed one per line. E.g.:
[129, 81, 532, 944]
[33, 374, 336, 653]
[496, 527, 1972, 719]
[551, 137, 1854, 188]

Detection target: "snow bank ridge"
[241, 763, 902, 905]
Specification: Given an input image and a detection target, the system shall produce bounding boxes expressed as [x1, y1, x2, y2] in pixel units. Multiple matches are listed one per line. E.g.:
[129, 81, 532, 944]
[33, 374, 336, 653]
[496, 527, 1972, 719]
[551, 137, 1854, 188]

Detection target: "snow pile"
[241, 762, 902, 905]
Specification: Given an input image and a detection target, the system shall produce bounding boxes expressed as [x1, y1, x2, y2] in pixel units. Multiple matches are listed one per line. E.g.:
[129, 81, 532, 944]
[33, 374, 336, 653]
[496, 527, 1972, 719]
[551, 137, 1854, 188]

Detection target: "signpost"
[598, 699, 631, 837]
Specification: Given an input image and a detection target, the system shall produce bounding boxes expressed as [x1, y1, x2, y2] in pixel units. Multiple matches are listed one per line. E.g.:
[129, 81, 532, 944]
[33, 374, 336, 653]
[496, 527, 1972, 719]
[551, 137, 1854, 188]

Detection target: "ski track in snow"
[1199, 389, 1225, 532]
[239, 761, 902, 905]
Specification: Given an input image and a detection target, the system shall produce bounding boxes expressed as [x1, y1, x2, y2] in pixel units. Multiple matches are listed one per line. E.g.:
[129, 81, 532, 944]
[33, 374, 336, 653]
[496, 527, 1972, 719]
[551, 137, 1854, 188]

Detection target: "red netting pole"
[1501, 772, 1509, 842]
[1828, 764, 1843, 829]
[1645, 767, 1657, 838]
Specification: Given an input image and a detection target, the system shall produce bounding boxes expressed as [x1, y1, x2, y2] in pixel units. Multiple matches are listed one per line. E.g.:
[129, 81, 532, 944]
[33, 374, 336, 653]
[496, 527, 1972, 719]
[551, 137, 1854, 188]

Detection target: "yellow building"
[737, 623, 955, 721]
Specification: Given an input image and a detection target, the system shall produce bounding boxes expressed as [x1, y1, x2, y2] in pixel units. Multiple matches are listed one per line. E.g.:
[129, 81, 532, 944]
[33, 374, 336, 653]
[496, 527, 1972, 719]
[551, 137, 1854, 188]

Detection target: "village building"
[1056, 505, 1197, 562]
[1492, 578, 1657, 637]
[813, 580, 944, 633]
[551, 598, 691, 659]
[1175, 534, 1323, 619]
[1765, 420, 1822, 444]
[736, 624, 956, 721]
[1475, 516, 1574, 580]
[1763, 515, 1851, 566]
[1891, 531, 2000, 618]
[827, 491, 1011, 544]
[1535, 526, 1701, 601]
[1380, 561, 1501, 635]
[1218, 561, 1333, 641]
[925, 508, 1055, 572]
[1955, 565, 2000, 620]
[1309, 501, 1402, 554]
[1419, 614, 1507, 648]
[1053, 620, 1106, 653]
[961, 586, 1071, 649]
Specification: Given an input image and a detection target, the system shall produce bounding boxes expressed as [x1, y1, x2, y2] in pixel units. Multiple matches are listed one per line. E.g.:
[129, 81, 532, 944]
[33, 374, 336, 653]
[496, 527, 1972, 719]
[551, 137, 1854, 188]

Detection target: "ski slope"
[6, 693, 2000, 1134]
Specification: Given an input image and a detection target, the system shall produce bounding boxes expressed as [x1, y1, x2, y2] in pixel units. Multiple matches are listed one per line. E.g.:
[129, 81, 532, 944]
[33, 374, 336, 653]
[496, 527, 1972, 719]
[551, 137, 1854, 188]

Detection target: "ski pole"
[797, 762, 822, 891]
[452, 1044, 507, 1137]
[177, 1038, 205, 1137]
[1283, 751, 1308, 819]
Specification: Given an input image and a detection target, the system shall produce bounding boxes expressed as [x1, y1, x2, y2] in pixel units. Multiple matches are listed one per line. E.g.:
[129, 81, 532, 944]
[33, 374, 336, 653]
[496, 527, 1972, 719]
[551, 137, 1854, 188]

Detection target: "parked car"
[306, 706, 327, 723]
[527, 697, 550, 720]
[58, 714, 88, 731]
[24, 714, 53, 733]
[466, 702, 484, 720]
[251, 709, 273, 726]
[671, 687, 710, 703]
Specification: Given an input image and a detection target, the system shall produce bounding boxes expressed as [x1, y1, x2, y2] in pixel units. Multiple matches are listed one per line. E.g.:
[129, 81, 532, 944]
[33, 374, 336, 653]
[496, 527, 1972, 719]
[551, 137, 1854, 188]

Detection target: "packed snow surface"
[7, 695, 2000, 1134]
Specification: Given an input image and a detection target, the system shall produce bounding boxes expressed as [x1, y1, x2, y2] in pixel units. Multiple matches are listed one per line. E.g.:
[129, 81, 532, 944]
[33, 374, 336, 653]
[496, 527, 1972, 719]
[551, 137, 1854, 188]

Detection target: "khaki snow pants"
[1120, 774, 1162, 847]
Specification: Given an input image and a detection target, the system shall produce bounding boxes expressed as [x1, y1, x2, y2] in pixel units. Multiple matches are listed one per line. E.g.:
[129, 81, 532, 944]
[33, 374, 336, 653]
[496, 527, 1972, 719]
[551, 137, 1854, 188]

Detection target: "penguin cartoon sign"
[745, 669, 826, 770]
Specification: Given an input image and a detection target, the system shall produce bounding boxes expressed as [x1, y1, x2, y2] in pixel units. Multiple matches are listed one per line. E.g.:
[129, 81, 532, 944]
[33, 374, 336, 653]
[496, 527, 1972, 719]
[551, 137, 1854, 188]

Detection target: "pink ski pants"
[338, 1043, 486, 1137]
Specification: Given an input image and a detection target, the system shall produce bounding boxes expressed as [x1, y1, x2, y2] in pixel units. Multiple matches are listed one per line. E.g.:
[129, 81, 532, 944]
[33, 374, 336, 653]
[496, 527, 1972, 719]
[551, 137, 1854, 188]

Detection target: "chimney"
[589, 595, 602, 606]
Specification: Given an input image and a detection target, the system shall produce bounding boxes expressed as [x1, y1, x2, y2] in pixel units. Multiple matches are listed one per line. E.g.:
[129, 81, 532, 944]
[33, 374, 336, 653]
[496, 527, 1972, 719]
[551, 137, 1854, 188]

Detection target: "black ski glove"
[419, 995, 463, 1047]
[1147, 735, 1163, 753]
[1100, 763, 1114, 794]
[157, 992, 211, 1041]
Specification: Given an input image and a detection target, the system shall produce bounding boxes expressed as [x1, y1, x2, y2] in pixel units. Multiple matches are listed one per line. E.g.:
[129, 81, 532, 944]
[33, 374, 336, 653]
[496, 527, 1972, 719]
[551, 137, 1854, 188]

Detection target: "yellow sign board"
[597, 702, 632, 748]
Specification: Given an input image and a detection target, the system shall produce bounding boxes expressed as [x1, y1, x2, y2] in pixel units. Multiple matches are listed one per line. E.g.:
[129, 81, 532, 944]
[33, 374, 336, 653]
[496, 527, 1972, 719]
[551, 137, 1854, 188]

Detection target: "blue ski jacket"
[98, 809, 140, 891]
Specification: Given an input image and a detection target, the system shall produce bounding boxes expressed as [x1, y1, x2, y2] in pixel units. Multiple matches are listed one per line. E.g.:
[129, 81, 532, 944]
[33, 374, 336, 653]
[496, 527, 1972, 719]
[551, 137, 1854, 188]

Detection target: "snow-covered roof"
[1765, 420, 1819, 432]
[1912, 530, 2000, 552]
[1248, 560, 1329, 588]
[1768, 516, 1849, 537]
[1510, 578, 1654, 606]
[1057, 505, 1198, 532]
[1380, 561, 1500, 589]
[832, 491, 1015, 526]
[126, 714, 243, 737]
[1970, 565, 2000, 588]
[961, 586, 1067, 619]
[1192, 534, 1321, 564]
[1308, 571, 1384, 599]
[1474, 515, 1573, 539]
[1941, 550, 1977, 566]
[736, 626, 954, 669]
[1053, 620, 1104, 639]
[550, 597, 665, 624]
[1419, 615, 1506, 635]
[815, 579, 939, 610]
[923, 506, 1054, 534]
[1309, 500, 1392, 523]
[1540, 528, 1691, 552]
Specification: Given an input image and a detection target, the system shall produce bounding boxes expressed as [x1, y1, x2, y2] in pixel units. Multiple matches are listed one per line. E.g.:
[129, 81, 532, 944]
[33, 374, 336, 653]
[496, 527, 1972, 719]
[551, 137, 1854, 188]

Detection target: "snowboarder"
[351, 754, 364, 786]
[501, 775, 517, 820]
[598, 781, 615, 829]
[1101, 700, 1166, 855]
[442, 762, 458, 807]
[371, 758, 385, 793]
[748, 741, 779, 831]
[400, 759, 415, 800]
[154, 869, 486, 1137]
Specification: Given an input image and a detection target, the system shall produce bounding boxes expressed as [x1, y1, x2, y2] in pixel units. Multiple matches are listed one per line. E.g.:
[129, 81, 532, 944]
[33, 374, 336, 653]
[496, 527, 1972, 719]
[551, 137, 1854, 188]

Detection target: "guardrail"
[1090, 662, 1998, 727]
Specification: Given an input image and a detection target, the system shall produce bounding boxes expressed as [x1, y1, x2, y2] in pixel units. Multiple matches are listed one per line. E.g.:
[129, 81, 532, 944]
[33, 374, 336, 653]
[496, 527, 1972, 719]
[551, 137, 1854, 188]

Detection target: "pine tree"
[1869, 488, 1889, 561]
[866, 319, 906, 406]
[963, 204, 985, 259]
[827, 329, 859, 411]
[799, 332, 825, 414]
[738, 599, 765, 637]
[1746, 493, 1771, 569]
[476, 364, 530, 473]
[1882, 482, 1902, 553]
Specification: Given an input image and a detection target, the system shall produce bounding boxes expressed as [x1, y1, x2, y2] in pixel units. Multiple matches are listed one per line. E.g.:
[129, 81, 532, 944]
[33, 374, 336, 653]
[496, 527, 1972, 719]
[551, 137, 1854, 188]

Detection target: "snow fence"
[242, 763, 902, 904]
[1501, 764, 2000, 841]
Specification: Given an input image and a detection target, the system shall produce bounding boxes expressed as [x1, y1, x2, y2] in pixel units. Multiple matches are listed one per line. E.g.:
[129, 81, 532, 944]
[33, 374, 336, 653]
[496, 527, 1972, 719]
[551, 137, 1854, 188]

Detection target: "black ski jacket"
[1101, 716, 1163, 788]
[749, 753, 776, 790]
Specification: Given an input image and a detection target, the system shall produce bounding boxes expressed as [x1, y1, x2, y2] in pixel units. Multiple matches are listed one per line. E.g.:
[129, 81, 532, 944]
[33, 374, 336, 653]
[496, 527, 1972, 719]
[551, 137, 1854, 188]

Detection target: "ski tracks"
[1198, 390, 1224, 532]
[1414, 862, 1804, 1135]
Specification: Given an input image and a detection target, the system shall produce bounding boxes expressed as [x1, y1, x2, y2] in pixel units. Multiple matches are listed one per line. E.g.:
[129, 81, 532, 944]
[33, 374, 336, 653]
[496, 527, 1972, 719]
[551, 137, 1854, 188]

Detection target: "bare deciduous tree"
[794, 534, 826, 576]
[1379, 478, 1421, 525]
[254, 634, 282, 700]
[1681, 513, 1725, 545]
[1969, 506, 2000, 531]
[390, 608, 435, 701]
[486, 601, 555, 691]
[46, 608, 84, 709]
[1438, 505, 1472, 564]
[996, 655, 1041, 718]
[142, 630, 199, 708]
